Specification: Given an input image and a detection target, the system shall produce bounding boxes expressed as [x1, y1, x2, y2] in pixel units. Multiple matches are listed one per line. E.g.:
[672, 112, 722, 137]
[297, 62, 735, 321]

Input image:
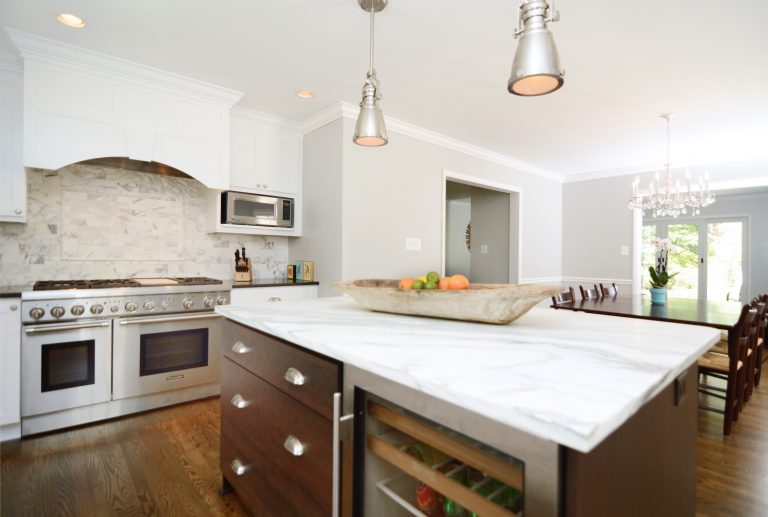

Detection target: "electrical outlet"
[405, 238, 421, 251]
[480, 244, 488, 254]
[675, 369, 688, 405]
[620, 245, 629, 256]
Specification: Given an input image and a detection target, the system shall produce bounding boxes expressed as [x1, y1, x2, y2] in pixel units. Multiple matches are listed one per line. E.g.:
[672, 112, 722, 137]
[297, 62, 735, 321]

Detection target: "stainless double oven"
[20, 278, 228, 435]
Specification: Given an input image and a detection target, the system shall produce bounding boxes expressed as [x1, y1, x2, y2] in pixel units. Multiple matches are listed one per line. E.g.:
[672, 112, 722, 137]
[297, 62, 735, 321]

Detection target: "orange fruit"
[398, 277, 415, 289]
[438, 277, 450, 290]
[448, 274, 470, 290]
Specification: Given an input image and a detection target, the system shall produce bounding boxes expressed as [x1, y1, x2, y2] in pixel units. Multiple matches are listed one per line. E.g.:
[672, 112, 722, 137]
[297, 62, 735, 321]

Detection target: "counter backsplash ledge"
[0, 163, 289, 287]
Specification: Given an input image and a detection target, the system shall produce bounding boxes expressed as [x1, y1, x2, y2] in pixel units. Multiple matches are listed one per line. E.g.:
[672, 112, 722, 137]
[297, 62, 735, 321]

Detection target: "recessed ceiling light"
[57, 13, 86, 29]
[295, 90, 315, 99]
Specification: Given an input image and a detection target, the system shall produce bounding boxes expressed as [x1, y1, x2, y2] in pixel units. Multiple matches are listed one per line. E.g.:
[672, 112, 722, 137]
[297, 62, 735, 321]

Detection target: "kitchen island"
[216, 297, 719, 516]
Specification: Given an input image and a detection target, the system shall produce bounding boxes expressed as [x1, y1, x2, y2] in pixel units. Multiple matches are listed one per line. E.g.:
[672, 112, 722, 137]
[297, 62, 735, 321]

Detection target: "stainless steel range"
[20, 277, 229, 436]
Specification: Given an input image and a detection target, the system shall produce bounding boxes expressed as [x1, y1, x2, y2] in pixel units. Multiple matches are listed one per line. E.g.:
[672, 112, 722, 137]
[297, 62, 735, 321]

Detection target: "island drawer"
[222, 319, 341, 420]
[221, 357, 334, 512]
[221, 421, 325, 516]
[365, 399, 524, 517]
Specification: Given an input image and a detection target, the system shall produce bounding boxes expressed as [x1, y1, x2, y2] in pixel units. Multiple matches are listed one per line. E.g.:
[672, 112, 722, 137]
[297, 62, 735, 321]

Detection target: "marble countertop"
[231, 279, 319, 289]
[216, 297, 719, 453]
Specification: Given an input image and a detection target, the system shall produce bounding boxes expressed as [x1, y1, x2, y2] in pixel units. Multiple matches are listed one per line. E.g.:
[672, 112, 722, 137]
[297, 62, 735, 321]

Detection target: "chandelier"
[627, 114, 715, 217]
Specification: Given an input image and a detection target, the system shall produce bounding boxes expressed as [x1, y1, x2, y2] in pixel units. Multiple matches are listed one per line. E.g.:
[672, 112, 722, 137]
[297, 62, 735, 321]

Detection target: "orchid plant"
[648, 238, 680, 289]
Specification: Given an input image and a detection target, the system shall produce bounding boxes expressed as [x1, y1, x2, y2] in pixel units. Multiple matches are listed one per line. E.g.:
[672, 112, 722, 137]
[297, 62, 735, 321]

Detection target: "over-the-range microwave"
[221, 191, 294, 228]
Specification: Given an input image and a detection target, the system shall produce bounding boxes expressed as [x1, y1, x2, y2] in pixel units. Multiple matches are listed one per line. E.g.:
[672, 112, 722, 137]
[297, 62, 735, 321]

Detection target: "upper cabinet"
[7, 29, 243, 189]
[229, 107, 302, 196]
[0, 62, 26, 223]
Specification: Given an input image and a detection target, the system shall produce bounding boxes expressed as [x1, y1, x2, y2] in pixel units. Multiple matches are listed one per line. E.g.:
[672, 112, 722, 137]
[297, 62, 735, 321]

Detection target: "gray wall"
[289, 119, 343, 297]
[340, 118, 562, 283]
[470, 187, 510, 283]
[0, 164, 289, 286]
[562, 159, 768, 294]
[445, 199, 471, 277]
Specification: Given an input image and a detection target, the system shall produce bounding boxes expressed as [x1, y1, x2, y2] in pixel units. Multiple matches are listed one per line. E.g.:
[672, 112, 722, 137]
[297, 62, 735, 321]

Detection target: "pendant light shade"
[354, 75, 388, 147]
[508, 0, 564, 96]
[354, 0, 388, 147]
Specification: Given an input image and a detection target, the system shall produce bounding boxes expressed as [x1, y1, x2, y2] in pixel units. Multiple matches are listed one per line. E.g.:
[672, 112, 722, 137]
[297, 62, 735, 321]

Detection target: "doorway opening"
[442, 173, 521, 284]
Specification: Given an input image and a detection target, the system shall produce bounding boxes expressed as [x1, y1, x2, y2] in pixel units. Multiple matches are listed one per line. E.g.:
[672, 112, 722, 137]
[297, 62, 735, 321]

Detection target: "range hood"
[79, 158, 192, 179]
[8, 29, 243, 189]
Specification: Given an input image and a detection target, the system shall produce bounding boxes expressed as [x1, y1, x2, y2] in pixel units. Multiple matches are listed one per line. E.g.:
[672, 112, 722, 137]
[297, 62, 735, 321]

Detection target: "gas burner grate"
[172, 277, 224, 285]
[33, 279, 143, 291]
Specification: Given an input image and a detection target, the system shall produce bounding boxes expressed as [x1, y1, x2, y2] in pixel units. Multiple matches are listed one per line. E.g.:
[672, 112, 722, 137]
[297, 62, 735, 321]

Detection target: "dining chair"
[599, 282, 618, 297]
[748, 300, 766, 389]
[551, 287, 576, 306]
[698, 304, 756, 435]
[579, 284, 601, 301]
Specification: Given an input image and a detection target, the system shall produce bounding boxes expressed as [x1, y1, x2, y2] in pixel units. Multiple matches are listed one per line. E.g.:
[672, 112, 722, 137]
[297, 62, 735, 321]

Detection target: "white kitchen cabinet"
[229, 107, 302, 196]
[0, 67, 26, 223]
[8, 29, 243, 189]
[0, 298, 22, 441]
[229, 285, 317, 306]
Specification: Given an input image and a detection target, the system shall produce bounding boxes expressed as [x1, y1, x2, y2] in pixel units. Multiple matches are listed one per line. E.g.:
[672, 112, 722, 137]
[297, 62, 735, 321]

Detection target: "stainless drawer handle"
[283, 435, 306, 456]
[231, 341, 250, 354]
[166, 374, 185, 381]
[283, 367, 306, 386]
[267, 297, 282, 302]
[230, 459, 248, 476]
[230, 394, 249, 409]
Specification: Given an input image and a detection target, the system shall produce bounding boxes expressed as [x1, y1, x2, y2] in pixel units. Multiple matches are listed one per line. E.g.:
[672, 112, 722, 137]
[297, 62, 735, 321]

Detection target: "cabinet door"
[229, 119, 301, 196]
[0, 298, 22, 430]
[0, 69, 26, 223]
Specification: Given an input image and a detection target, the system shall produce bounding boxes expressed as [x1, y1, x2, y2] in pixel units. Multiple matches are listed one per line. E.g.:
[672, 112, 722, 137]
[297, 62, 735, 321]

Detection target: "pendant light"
[508, 0, 564, 96]
[353, 0, 388, 147]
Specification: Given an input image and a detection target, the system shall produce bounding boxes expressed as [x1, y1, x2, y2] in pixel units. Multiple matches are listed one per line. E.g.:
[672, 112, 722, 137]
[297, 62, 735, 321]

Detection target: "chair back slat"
[579, 284, 601, 301]
[552, 287, 576, 306]
[599, 282, 618, 297]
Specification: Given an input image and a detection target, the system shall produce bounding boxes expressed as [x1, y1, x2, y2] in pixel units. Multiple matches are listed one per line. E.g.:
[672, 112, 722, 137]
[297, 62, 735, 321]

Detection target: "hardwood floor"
[2, 391, 767, 516]
[0, 398, 247, 517]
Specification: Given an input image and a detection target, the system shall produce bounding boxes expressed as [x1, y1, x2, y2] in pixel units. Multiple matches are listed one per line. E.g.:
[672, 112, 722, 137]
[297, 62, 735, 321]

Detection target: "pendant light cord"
[369, 2, 375, 75]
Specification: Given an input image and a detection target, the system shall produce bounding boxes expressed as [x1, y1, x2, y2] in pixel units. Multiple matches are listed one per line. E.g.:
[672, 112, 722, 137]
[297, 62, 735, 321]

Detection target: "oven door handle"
[118, 313, 222, 326]
[24, 321, 111, 333]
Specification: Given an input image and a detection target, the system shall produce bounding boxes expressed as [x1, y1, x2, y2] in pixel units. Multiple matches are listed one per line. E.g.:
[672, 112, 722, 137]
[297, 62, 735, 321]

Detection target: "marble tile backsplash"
[0, 164, 290, 287]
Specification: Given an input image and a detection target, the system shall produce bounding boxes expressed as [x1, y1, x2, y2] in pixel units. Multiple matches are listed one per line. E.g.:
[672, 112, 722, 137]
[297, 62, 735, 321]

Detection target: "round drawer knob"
[230, 459, 248, 476]
[283, 435, 306, 457]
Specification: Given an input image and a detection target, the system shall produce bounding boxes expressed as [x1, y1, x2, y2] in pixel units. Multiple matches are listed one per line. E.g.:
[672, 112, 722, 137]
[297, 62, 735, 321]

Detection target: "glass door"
[706, 220, 745, 301]
[641, 218, 747, 301]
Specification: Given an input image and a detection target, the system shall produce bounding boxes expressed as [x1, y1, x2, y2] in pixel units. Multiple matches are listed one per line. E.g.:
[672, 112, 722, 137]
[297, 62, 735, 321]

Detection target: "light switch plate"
[405, 238, 421, 251]
[480, 244, 488, 254]
[620, 245, 629, 256]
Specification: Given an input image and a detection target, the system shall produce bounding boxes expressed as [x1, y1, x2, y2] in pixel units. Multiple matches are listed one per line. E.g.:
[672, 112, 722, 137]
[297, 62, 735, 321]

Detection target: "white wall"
[340, 118, 562, 283]
[0, 164, 289, 286]
[289, 119, 343, 297]
[445, 199, 470, 277]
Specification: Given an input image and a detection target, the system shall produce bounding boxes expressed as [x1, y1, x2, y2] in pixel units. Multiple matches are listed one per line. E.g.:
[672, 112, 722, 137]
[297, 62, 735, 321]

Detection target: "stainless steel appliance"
[221, 191, 293, 228]
[20, 277, 229, 435]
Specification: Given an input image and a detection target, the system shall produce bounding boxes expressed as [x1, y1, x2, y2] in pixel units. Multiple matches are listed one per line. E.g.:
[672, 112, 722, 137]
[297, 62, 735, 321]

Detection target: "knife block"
[234, 258, 252, 282]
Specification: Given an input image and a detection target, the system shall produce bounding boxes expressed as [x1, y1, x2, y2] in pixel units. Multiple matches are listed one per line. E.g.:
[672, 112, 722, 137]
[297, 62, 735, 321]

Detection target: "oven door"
[112, 312, 221, 400]
[21, 320, 112, 417]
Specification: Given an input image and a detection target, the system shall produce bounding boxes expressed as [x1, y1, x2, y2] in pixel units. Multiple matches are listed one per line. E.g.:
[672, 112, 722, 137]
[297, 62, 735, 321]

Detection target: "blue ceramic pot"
[650, 288, 668, 305]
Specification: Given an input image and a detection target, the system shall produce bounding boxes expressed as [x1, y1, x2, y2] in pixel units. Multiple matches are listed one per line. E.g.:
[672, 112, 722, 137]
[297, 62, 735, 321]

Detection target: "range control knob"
[216, 296, 226, 305]
[143, 301, 156, 311]
[160, 301, 170, 311]
[125, 302, 138, 312]
[29, 307, 45, 320]
[182, 298, 194, 309]
[91, 304, 104, 315]
[71, 305, 85, 316]
[51, 306, 66, 318]
[204, 297, 215, 308]
[110, 305, 119, 313]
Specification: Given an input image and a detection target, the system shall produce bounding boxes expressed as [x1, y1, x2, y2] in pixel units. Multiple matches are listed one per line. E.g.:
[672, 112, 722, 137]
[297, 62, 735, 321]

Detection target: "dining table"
[551, 295, 743, 341]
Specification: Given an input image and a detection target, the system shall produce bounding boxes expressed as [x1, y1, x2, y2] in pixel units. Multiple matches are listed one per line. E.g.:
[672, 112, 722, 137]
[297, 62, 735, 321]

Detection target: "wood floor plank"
[3, 387, 768, 516]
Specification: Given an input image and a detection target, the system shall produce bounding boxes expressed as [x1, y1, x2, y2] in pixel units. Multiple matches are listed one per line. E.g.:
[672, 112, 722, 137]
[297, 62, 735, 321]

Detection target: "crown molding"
[302, 101, 564, 183]
[5, 28, 244, 106]
[232, 105, 302, 135]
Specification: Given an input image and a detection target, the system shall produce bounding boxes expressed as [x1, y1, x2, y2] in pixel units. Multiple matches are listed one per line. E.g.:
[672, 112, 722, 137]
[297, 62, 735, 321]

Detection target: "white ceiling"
[2, 0, 767, 179]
